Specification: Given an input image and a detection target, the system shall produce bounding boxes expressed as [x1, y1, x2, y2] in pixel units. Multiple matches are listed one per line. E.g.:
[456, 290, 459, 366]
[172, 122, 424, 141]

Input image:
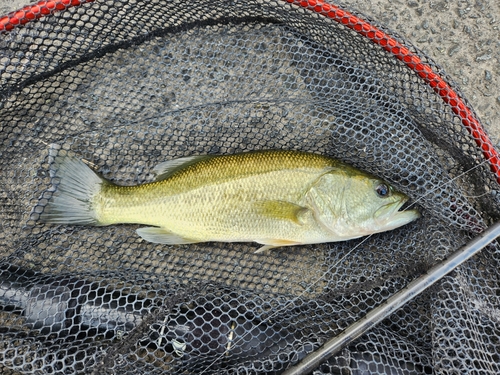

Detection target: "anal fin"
[137, 227, 199, 245]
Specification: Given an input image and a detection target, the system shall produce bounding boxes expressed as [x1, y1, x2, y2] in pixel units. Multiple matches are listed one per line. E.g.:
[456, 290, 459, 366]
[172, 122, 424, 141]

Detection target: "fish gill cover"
[0, 1, 499, 374]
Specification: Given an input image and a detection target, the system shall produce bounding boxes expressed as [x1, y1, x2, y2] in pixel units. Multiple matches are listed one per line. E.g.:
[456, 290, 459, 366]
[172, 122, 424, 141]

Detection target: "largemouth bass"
[40, 150, 420, 252]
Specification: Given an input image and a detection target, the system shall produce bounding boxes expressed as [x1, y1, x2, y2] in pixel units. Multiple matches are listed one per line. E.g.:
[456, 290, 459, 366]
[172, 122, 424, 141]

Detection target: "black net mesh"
[1, 1, 500, 374]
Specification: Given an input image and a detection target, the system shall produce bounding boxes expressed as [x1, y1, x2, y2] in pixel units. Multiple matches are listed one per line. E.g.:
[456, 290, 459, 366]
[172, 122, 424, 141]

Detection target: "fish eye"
[375, 183, 390, 198]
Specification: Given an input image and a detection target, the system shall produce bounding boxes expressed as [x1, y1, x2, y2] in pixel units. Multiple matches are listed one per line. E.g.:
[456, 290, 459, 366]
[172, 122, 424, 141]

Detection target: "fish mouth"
[374, 197, 421, 231]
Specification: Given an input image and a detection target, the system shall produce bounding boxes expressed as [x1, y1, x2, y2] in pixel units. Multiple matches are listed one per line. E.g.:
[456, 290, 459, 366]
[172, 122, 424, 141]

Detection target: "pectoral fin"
[253, 200, 310, 225]
[137, 227, 199, 245]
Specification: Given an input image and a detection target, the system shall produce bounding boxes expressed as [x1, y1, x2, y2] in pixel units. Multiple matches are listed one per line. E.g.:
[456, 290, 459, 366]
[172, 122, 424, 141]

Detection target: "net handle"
[283, 0, 500, 184]
[282, 221, 500, 375]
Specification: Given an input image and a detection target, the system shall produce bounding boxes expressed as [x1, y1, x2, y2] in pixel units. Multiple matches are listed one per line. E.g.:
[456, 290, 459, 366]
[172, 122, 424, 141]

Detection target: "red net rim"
[2, 0, 499, 184]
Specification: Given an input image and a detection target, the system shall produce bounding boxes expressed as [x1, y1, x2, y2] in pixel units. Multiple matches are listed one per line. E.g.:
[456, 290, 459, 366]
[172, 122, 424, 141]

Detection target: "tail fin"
[40, 156, 106, 225]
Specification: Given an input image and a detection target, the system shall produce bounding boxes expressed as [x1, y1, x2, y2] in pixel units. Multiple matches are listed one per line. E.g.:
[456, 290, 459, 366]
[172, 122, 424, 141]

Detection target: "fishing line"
[198, 152, 498, 374]
[461, 191, 494, 199]
[403, 153, 497, 211]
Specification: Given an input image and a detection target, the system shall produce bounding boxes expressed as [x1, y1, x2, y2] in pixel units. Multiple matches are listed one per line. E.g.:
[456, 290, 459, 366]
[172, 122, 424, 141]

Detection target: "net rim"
[1, 0, 499, 184]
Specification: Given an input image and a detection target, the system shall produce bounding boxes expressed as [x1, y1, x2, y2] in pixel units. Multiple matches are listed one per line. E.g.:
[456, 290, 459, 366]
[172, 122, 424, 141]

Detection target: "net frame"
[1, 0, 498, 182]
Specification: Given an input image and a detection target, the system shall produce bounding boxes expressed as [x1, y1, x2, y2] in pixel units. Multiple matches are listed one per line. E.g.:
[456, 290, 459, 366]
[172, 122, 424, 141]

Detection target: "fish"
[39, 150, 420, 253]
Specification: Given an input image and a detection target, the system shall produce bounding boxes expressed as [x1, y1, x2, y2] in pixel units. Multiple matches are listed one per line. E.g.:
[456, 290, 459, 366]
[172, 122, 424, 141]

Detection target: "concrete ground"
[1, 0, 499, 143]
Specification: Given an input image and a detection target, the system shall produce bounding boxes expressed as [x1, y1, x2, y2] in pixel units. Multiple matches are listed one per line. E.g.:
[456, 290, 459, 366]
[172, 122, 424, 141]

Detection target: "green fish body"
[40, 150, 420, 252]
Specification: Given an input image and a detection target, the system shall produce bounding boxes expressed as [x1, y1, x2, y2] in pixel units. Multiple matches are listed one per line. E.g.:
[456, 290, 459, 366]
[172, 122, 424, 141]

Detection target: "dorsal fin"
[152, 155, 212, 181]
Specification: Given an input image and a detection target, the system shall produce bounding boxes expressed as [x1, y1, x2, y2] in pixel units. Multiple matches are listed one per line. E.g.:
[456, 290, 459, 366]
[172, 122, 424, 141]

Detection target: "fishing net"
[1, 0, 500, 374]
